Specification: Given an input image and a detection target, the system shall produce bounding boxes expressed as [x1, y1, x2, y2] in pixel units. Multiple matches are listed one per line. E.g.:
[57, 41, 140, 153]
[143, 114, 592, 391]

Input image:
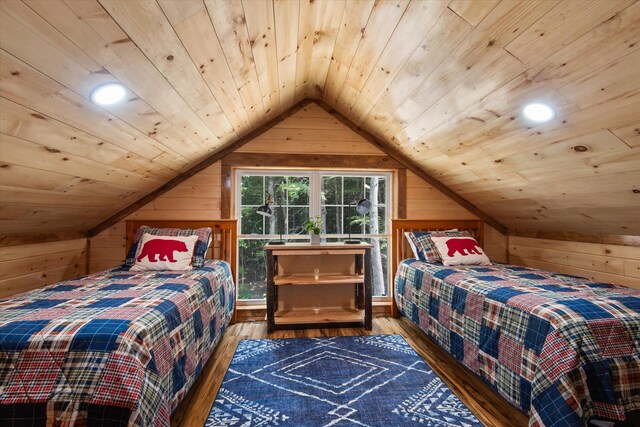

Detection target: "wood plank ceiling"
[1, 0, 639, 241]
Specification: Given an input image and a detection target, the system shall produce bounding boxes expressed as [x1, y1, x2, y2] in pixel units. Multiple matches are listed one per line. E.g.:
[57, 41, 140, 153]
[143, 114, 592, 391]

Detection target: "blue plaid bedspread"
[0, 260, 235, 426]
[394, 259, 640, 427]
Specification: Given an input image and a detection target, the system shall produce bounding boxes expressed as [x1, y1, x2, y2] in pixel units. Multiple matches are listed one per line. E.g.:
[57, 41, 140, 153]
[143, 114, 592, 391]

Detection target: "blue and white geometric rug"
[205, 334, 483, 426]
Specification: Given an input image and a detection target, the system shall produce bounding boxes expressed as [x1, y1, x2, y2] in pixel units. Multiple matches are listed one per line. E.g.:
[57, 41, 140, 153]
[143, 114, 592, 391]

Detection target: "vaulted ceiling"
[1, 0, 639, 242]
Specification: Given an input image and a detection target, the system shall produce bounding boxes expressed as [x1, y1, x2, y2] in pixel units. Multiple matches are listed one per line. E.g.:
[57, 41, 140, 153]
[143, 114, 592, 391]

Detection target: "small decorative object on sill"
[345, 199, 371, 244]
[302, 216, 322, 245]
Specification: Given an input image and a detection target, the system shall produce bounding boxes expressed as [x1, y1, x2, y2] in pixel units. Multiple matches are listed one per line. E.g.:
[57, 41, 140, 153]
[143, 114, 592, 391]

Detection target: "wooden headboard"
[390, 219, 484, 317]
[125, 220, 238, 282]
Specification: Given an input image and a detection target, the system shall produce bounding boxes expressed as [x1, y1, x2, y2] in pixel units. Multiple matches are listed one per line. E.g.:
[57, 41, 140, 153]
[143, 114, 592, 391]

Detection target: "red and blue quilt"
[395, 260, 640, 427]
[0, 260, 235, 426]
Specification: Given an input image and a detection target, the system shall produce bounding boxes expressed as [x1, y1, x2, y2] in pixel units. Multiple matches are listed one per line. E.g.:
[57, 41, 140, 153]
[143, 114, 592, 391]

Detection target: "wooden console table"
[265, 243, 372, 333]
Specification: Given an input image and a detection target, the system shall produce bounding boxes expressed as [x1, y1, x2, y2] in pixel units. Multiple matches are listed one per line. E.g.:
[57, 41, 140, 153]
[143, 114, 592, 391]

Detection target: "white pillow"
[430, 236, 491, 266]
[130, 234, 198, 271]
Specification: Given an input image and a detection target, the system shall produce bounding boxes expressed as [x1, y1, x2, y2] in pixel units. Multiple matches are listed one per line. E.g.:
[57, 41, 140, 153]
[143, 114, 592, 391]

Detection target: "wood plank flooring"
[171, 316, 528, 427]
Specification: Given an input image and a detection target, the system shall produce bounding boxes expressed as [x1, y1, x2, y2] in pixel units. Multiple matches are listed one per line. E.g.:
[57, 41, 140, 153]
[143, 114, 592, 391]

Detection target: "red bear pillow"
[430, 236, 491, 266]
[129, 233, 198, 271]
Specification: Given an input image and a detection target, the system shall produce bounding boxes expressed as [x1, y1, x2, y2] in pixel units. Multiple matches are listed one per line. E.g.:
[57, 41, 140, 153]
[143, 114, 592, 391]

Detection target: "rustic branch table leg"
[266, 252, 276, 333]
[364, 249, 372, 330]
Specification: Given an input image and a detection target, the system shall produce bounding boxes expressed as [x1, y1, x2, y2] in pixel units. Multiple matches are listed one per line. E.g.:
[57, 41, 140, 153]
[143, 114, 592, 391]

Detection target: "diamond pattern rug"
[205, 334, 482, 426]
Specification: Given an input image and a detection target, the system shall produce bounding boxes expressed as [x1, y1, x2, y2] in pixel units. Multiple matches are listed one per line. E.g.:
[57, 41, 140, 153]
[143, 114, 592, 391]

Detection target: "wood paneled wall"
[0, 238, 87, 298]
[235, 104, 383, 156]
[89, 103, 507, 271]
[406, 170, 507, 263]
[89, 163, 222, 272]
[483, 227, 508, 264]
[509, 236, 640, 289]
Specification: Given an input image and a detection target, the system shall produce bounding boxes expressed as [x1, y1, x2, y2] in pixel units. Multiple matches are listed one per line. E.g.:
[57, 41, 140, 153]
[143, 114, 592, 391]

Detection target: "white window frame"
[235, 170, 313, 240]
[235, 169, 393, 304]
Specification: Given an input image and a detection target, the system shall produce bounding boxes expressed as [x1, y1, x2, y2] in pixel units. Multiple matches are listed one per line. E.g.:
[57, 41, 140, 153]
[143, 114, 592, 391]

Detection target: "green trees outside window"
[237, 171, 390, 301]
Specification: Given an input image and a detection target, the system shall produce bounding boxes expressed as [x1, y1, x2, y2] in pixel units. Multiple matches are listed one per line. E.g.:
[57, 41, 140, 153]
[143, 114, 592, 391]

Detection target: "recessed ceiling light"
[90, 83, 126, 105]
[523, 103, 555, 122]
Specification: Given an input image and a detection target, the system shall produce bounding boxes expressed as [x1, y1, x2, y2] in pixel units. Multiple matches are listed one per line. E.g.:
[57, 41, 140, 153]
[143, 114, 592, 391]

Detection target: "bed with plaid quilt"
[395, 259, 640, 427]
[0, 259, 234, 426]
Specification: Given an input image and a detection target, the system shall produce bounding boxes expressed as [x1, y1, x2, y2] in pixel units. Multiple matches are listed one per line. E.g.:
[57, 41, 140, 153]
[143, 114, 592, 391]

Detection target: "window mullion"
[262, 176, 266, 234]
[310, 171, 321, 218]
[284, 176, 288, 235]
[341, 177, 344, 234]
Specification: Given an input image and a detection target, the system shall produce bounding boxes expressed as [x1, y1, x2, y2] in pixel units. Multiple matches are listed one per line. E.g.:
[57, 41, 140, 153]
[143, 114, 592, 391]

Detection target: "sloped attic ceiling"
[0, 0, 639, 242]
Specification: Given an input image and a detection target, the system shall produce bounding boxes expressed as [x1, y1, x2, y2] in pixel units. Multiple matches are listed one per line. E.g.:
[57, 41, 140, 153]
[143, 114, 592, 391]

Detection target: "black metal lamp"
[256, 204, 272, 217]
[257, 194, 285, 245]
[345, 199, 371, 244]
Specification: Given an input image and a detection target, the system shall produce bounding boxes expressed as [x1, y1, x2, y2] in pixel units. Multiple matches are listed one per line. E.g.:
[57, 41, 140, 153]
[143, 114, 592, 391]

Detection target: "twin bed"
[391, 220, 640, 427]
[0, 220, 237, 426]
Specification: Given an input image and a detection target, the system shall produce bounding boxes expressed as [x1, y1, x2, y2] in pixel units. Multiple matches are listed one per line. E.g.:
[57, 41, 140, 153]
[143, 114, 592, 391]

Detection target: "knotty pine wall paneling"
[406, 170, 507, 263]
[89, 163, 222, 272]
[509, 236, 640, 288]
[0, 238, 87, 298]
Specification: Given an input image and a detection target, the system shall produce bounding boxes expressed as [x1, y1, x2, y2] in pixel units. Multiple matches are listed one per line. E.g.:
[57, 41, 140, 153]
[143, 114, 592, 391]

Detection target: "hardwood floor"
[171, 316, 528, 427]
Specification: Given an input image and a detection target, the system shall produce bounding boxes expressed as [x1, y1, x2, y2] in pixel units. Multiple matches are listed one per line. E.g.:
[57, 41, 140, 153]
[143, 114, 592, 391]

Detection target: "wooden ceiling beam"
[314, 100, 508, 235]
[87, 100, 312, 238]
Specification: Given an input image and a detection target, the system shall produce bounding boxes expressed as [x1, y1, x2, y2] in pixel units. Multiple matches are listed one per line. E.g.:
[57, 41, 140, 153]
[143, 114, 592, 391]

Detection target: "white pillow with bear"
[130, 233, 198, 271]
[430, 236, 491, 266]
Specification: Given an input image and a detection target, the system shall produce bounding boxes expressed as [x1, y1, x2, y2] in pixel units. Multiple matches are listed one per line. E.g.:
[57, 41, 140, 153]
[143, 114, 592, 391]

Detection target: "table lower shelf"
[274, 273, 364, 286]
[274, 307, 364, 325]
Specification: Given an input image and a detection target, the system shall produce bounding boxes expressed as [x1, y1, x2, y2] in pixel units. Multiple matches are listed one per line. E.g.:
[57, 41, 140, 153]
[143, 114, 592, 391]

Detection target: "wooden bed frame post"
[390, 219, 484, 318]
